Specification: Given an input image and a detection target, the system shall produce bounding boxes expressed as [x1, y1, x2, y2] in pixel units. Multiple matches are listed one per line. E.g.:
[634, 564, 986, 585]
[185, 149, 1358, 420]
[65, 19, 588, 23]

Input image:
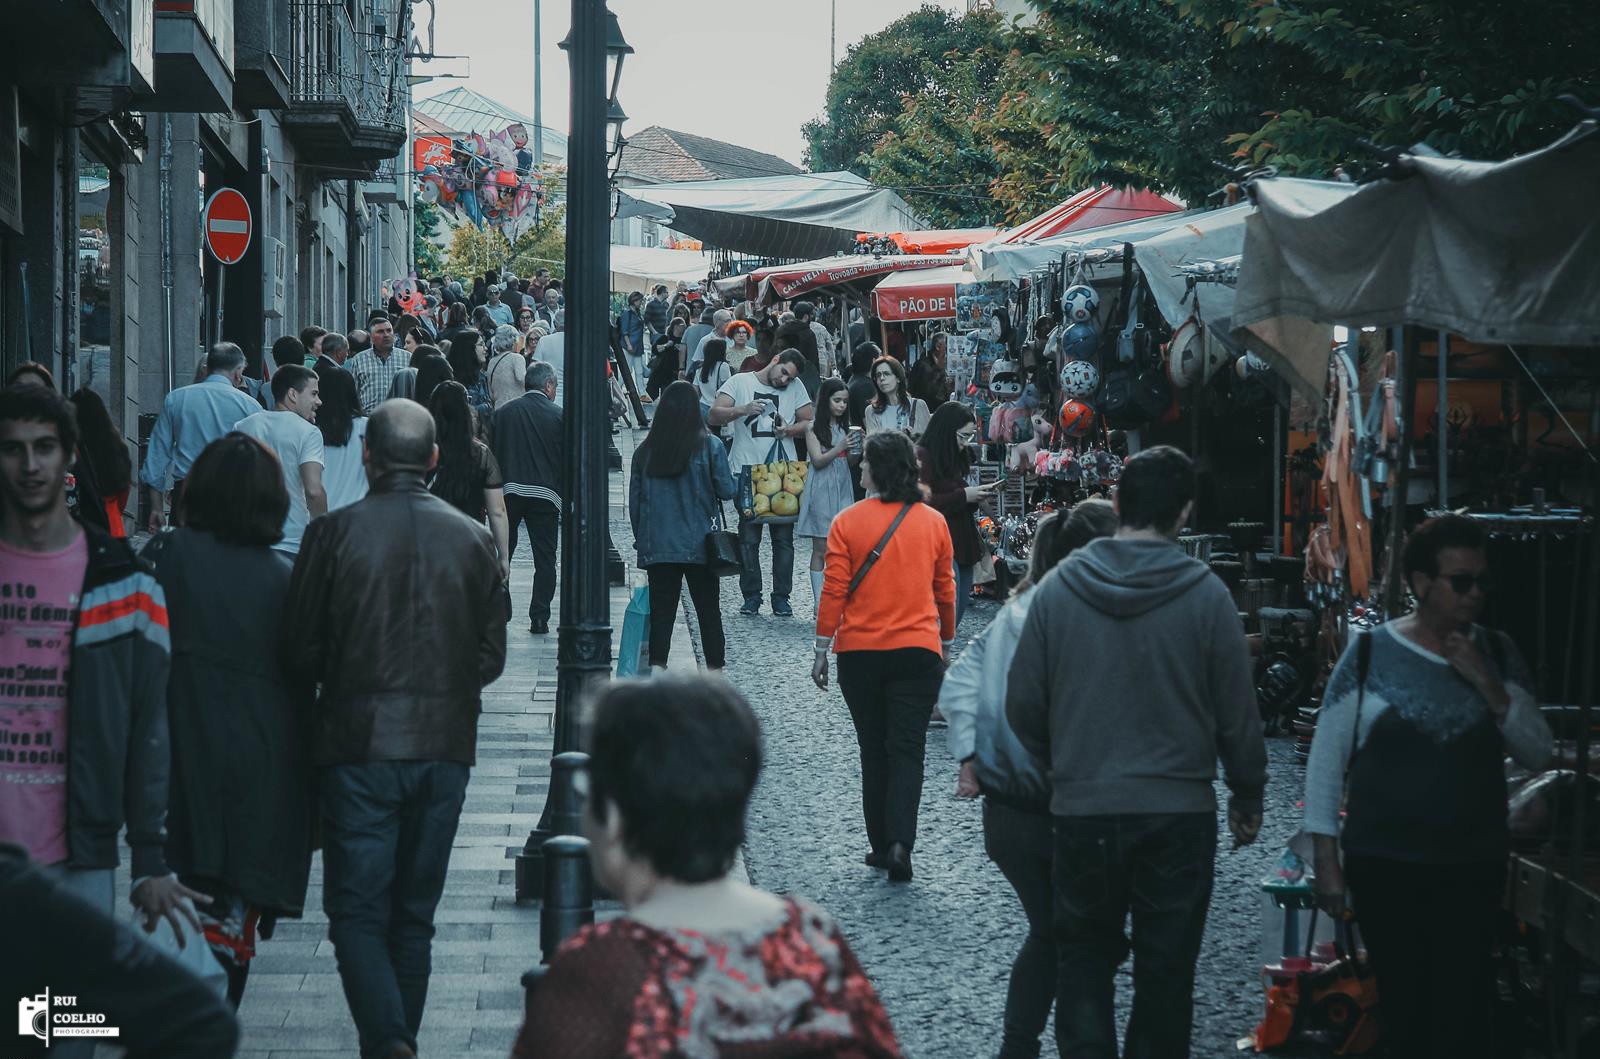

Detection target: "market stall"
[607, 244, 715, 295]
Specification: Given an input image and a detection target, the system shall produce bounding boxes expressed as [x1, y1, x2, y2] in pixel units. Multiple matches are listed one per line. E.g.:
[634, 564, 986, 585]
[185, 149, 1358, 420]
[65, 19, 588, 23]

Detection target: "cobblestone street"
[709, 529, 1307, 1059]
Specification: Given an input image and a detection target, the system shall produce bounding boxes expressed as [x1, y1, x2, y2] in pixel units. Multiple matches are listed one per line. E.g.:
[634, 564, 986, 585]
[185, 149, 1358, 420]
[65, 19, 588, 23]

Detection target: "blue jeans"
[955, 561, 975, 627]
[1052, 813, 1217, 1059]
[739, 517, 794, 603]
[322, 761, 470, 1059]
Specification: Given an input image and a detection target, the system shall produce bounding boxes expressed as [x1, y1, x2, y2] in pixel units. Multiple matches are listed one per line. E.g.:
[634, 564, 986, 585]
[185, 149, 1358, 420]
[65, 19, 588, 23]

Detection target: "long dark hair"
[921, 401, 976, 483]
[863, 431, 922, 504]
[869, 355, 911, 412]
[812, 378, 848, 450]
[638, 380, 706, 478]
[68, 386, 131, 494]
[315, 366, 363, 447]
[698, 338, 728, 384]
[427, 381, 481, 514]
[413, 350, 453, 405]
[445, 334, 482, 387]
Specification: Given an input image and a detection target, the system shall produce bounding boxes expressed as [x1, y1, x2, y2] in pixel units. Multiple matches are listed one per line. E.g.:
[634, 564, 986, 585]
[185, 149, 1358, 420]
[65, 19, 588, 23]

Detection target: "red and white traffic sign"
[202, 188, 252, 265]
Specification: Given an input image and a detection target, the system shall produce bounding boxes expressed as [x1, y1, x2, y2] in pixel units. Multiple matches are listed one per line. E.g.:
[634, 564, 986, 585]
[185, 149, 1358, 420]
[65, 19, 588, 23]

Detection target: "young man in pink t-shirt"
[0, 384, 200, 936]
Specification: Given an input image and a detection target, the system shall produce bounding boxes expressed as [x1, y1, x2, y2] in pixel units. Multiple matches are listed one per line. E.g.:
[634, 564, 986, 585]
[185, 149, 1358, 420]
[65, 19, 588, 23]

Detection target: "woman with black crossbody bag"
[812, 431, 959, 883]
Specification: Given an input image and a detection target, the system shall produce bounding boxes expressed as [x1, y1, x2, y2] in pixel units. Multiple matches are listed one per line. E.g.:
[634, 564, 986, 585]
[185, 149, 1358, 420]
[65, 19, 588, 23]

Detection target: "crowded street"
[4, 2, 1600, 1058]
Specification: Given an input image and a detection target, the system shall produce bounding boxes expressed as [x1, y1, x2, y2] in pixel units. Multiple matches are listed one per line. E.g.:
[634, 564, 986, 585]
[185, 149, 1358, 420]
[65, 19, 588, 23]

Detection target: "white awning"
[608, 245, 713, 294]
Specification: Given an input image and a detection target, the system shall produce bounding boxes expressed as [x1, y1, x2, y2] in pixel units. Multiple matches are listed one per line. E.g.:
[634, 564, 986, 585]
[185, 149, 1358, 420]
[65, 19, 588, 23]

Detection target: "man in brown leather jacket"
[282, 398, 507, 1059]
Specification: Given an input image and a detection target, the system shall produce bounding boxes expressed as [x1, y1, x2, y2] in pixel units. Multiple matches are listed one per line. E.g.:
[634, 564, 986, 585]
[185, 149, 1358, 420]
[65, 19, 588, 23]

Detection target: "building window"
[76, 155, 115, 403]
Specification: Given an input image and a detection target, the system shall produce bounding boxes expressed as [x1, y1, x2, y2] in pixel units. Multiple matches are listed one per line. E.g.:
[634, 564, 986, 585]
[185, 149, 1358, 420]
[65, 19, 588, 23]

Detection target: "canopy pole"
[1437, 331, 1449, 504]
[1381, 329, 1419, 617]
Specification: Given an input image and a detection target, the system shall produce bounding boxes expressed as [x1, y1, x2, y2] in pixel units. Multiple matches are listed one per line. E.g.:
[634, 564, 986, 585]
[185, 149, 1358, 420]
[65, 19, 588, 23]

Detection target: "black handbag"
[704, 441, 742, 577]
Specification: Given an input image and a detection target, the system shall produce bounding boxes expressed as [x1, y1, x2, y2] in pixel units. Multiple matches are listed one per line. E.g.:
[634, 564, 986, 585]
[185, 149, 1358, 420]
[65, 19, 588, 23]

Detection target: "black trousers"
[1344, 854, 1504, 1059]
[984, 798, 1057, 1059]
[646, 562, 725, 668]
[835, 647, 943, 853]
[504, 496, 558, 623]
[1052, 812, 1216, 1059]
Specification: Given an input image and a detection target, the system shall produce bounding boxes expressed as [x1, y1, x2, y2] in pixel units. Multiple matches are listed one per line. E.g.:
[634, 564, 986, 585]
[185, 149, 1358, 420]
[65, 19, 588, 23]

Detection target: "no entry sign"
[203, 188, 252, 265]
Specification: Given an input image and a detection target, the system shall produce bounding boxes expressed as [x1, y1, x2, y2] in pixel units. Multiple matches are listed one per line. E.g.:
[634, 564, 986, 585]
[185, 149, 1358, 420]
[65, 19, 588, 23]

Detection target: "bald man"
[280, 398, 506, 1059]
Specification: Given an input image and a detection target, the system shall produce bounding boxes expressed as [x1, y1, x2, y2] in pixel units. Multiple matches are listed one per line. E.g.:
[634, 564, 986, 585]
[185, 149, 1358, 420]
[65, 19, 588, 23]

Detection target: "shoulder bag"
[704, 440, 742, 577]
[846, 503, 915, 599]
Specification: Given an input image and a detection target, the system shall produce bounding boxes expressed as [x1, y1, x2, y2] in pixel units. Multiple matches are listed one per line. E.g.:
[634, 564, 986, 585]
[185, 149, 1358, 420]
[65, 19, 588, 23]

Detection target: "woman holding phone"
[919, 402, 994, 627]
[796, 379, 859, 613]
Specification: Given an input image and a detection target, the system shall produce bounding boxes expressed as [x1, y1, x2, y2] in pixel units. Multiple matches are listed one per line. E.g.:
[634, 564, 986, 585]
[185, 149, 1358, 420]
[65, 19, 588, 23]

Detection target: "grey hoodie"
[1005, 536, 1266, 817]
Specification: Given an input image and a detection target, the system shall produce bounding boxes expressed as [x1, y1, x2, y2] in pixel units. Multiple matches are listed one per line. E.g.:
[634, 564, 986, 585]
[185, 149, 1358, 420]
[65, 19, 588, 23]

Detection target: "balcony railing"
[287, 0, 406, 151]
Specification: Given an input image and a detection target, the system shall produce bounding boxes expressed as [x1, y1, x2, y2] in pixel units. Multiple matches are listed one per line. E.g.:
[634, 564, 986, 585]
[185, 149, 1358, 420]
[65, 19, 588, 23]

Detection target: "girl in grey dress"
[797, 379, 859, 611]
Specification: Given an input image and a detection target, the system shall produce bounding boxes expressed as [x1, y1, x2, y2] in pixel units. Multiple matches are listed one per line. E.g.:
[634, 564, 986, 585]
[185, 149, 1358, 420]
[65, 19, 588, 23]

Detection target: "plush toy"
[1009, 410, 1053, 473]
[987, 360, 1040, 443]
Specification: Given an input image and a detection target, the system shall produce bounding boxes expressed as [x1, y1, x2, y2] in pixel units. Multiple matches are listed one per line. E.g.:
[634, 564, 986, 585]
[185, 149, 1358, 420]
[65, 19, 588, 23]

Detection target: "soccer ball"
[1061, 284, 1100, 324]
[1059, 399, 1096, 438]
[1058, 322, 1099, 363]
[1059, 359, 1100, 399]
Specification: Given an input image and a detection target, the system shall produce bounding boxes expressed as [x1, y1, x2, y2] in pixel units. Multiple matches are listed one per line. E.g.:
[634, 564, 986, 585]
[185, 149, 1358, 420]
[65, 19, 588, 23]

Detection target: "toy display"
[1058, 398, 1097, 437]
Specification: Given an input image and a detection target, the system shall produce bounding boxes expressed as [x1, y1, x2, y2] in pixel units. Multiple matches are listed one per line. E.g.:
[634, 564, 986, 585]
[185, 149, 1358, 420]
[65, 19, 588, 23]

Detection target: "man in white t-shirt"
[534, 309, 566, 407]
[710, 349, 814, 617]
[234, 364, 327, 556]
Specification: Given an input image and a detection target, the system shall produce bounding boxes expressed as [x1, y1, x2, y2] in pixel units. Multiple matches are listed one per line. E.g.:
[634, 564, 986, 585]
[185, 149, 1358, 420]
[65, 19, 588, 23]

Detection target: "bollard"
[539, 834, 594, 963]
[515, 751, 589, 901]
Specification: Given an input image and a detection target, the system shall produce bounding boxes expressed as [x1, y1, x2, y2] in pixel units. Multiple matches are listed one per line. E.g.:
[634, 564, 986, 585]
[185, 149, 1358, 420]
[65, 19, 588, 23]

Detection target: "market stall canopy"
[862, 228, 999, 255]
[608, 245, 714, 294]
[967, 208, 1206, 282]
[1233, 127, 1600, 353]
[613, 171, 923, 259]
[871, 264, 1008, 323]
[738, 254, 956, 304]
[998, 185, 1185, 244]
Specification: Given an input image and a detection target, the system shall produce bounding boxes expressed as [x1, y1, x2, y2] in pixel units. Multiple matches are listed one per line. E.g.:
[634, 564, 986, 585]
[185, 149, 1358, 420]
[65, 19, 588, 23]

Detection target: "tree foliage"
[802, 5, 1009, 177]
[413, 199, 447, 277]
[442, 206, 566, 284]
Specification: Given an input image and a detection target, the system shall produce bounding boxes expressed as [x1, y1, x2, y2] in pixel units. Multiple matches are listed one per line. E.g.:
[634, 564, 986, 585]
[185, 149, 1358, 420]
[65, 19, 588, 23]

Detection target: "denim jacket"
[629, 437, 736, 567]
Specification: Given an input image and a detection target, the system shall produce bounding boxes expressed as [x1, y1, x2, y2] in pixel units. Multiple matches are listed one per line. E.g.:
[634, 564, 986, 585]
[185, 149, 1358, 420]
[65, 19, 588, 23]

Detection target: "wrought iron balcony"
[284, 0, 407, 165]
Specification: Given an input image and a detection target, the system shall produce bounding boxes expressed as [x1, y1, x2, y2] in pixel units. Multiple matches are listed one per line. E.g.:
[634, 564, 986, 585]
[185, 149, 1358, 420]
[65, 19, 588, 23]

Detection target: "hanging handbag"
[703, 441, 743, 577]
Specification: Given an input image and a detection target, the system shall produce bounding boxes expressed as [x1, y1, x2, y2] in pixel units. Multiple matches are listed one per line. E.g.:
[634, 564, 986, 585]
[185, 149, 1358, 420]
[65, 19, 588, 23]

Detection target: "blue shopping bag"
[616, 585, 650, 677]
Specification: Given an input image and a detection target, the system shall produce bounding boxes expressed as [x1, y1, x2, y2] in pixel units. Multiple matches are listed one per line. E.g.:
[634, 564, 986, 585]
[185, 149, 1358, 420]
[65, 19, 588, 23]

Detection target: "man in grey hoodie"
[1006, 445, 1266, 1059]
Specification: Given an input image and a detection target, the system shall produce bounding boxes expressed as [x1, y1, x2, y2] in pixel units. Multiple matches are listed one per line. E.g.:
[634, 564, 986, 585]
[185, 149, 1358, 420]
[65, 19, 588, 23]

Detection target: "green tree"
[802, 5, 1009, 175]
[413, 198, 447, 277]
[444, 224, 511, 280]
[506, 203, 566, 281]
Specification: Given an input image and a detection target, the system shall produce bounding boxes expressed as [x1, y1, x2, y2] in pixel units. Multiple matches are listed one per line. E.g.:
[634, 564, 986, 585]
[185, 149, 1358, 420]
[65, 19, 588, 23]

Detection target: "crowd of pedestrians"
[0, 258, 1556, 1059]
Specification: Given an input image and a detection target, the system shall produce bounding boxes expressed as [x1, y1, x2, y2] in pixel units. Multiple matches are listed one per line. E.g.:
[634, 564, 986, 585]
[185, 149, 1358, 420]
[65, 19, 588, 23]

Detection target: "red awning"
[871, 265, 974, 322]
[742, 254, 957, 303]
[858, 228, 1000, 256]
[998, 186, 1184, 244]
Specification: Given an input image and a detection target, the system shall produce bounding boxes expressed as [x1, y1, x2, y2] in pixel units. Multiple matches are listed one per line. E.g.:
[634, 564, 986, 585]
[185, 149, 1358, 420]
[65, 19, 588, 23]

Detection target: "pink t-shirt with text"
[0, 532, 88, 864]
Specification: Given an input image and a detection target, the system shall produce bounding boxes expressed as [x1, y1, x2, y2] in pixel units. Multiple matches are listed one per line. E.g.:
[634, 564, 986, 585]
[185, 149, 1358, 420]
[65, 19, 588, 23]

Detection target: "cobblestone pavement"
[715, 532, 1306, 1059]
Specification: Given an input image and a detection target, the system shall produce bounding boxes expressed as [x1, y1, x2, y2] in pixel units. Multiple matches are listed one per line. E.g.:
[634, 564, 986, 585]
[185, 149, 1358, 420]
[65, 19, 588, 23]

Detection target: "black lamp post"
[514, 0, 631, 906]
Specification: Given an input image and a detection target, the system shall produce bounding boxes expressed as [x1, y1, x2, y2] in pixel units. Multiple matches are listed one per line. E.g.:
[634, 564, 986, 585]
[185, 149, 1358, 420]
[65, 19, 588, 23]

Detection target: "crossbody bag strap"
[847, 503, 914, 599]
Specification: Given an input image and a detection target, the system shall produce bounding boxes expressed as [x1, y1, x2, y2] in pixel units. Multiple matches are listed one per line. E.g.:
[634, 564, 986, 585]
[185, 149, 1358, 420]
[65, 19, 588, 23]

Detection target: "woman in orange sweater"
[812, 431, 956, 883]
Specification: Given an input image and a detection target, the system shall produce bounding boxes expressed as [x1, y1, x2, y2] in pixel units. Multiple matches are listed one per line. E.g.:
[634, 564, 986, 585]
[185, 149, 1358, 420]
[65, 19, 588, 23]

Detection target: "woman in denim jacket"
[628, 381, 737, 673]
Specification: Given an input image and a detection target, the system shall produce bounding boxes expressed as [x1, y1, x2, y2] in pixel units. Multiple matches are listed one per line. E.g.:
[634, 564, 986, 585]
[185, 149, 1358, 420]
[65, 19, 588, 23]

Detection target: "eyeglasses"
[956, 430, 978, 443]
[1438, 572, 1493, 594]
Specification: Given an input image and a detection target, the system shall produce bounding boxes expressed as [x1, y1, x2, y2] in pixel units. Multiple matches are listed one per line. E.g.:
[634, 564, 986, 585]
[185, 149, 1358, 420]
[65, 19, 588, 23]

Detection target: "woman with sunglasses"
[918, 402, 997, 627]
[863, 356, 930, 440]
[1302, 514, 1551, 1059]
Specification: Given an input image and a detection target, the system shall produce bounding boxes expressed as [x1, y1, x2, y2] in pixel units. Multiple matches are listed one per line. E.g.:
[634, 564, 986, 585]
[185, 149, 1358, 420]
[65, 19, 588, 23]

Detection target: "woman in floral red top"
[512, 675, 901, 1059]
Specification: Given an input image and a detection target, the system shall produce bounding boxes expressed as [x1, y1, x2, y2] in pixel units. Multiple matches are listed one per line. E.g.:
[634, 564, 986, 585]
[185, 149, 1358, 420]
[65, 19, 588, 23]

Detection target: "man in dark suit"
[491, 361, 564, 634]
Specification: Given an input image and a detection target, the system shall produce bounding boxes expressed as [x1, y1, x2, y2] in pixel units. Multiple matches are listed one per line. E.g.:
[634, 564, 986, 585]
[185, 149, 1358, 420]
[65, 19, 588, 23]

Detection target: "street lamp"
[515, 1, 631, 913]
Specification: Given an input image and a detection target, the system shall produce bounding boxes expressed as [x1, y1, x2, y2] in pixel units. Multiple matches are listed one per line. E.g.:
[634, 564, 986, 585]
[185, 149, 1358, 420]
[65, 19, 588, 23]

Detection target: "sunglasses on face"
[1436, 571, 1492, 594]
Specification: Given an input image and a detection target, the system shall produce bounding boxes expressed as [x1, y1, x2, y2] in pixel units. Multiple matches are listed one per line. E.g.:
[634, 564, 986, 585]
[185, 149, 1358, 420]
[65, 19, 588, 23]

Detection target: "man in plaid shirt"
[348, 315, 412, 412]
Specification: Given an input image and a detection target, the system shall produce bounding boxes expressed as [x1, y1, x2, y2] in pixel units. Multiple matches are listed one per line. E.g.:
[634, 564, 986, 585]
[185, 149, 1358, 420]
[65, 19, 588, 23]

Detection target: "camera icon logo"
[18, 992, 50, 1043]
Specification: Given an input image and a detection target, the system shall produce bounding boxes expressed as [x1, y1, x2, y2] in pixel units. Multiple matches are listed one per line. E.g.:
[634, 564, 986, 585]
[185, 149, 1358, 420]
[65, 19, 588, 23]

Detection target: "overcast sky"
[415, 0, 966, 166]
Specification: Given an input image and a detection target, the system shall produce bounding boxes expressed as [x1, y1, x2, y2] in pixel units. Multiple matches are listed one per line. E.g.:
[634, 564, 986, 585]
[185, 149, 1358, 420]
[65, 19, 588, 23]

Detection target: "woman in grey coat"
[141, 433, 314, 1005]
[938, 499, 1117, 1059]
[628, 381, 736, 673]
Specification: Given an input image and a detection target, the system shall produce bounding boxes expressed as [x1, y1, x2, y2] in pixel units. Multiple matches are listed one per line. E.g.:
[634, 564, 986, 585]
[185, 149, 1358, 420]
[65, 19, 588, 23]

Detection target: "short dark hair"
[4, 362, 55, 389]
[792, 300, 816, 319]
[180, 433, 289, 547]
[1403, 514, 1486, 582]
[1115, 445, 1194, 532]
[863, 430, 922, 504]
[0, 383, 78, 454]
[773, 348, 806, 372]
[851, 342, 879, 374]
[270, 364, 317, 406]
[271, 335, 308, 370]
[298, 325, 328, 350]
[587, 675, 762, 883]
[206, 342, 246, 374]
